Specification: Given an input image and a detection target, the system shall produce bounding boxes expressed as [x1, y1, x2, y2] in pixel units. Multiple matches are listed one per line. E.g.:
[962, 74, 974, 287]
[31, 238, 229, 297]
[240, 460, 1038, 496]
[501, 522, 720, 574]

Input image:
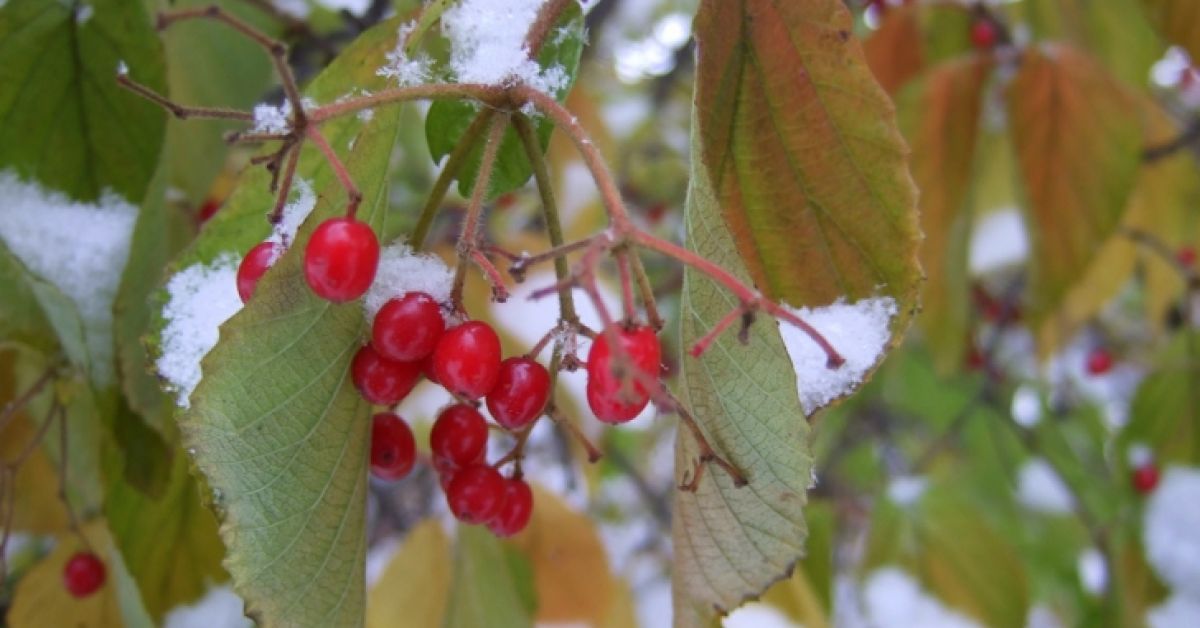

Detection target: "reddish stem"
[305, 126, 363, 218]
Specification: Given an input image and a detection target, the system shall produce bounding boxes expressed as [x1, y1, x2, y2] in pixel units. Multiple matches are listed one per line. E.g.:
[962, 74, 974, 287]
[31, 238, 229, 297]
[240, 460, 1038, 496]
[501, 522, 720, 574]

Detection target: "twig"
[305, 125, 363, 218]
[412, 110, 496, 249]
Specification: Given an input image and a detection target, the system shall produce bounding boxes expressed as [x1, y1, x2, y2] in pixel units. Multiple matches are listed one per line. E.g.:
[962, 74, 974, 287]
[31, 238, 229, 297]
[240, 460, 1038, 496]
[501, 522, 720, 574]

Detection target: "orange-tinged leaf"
[902, 57, 992, 373]
[1140, 0, 1200, 62]
[864, 4, 925, 94]
[509, 486, 615, 625]
[693, 0, 922, 332]
[1008, 45, 1143, 319]
[7, 521, 123, 628]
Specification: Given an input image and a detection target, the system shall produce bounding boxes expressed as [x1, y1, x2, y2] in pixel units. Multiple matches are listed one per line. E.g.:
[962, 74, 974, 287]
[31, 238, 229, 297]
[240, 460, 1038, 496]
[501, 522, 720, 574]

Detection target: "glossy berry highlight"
[236, 241, 282, 303]
[488, 478, 534, 537]
[372, 292, 445, 362]
[370, 413, 416, 481]
[431, 404, 489, 468]
[63, 552, 106, 598]
[486, 357, 551, 430]
[303, 217, 379, 302]
[446, 464, 505, 524]
[351, 344, 421, 405]
[586, 326, 662, 424]
[432, 321, 502, 399]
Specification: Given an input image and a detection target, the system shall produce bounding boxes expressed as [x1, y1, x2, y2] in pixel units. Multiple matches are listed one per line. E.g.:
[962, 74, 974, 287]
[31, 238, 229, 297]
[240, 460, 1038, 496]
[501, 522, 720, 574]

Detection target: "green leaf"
[442, 526, 534, 628]
[1015, 0, 1163, 88]
[171, 18, 407, 627]
[692, 0, 922, 334]
[108, 397, 173, 499]
[0, 240, 90, 374]
[1007, 45, 1144, 321]
[0, 0, 166, 203]
[1139, 0, 1200, 63]
[424, 3, 584, 200]
[105, 438, 228, 621]
[0, 240, 61, 354]
[673, 113, 815, 625]
[1122, 332, 1200, 465]
[900, 57, 991, 373]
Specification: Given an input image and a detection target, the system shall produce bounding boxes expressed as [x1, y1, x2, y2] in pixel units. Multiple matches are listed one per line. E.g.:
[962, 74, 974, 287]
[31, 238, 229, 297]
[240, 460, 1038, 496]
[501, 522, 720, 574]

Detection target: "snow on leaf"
[860, 567, 983, 628]
[1016, 458, 1074, 515]
[1143, 466, 1200, 597]
[442, 0, 570, 94]
[157, 255, 242, 408]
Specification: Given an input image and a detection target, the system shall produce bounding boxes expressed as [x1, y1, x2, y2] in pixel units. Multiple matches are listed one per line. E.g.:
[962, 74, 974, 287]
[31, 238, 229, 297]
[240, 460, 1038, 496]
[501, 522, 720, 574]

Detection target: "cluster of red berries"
[63, 551, 105, 598]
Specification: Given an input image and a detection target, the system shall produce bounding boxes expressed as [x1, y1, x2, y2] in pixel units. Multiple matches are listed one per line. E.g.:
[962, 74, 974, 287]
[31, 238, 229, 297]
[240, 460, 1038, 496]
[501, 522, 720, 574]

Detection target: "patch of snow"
[861, 567, 982, 628]
[116, 60, 129, 76]
[251, 98, 315, 135]
[271, 0, 309, 19]
[75, 3, 93, 24]
[1152, 47, 1192, 89]
[969, 208, 1029, 275]
[779, 296, 897, 415]
[164, 586, 252, 628]
[266, 179, 315, 248]
[1077, 548, 1107, 596]
[887, 475, 928, 507]
[363, 244, 455, 322]
[1017, 458, 1074, 515]
[314, 0, 370, 13]
[441, 0, 573, 95]
[1026, 604, 1065, 628]
[365, 535, 400, 587]
[0, 172, 138, 386]
[1128, 443, 1154, 468]
[724, 603, 802, 628]
[1143, 467, 1200, 596]
[378, 21, 434, 87]
[1011, 385, 1042, 428]
[157, 255, 243, 408]
[1146, 593, 1200, 628]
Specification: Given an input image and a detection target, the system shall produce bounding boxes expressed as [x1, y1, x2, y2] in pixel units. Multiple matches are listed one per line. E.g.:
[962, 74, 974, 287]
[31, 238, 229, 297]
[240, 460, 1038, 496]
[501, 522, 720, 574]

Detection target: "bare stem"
[451, 114, 510, 307]
[117, 74, 253, 121]
[309, 84, 505, 123]
[305, 125, 363, 218]
[547, 407, 602, 463]
[628, 251, 664, 330]
[690, 301, 755, 358]
[412, 110, 496, 249]
[656, 388, 747, 490]
[268, 141, 303, 226]
[615, 248, 638, 321]
[0, 362, 57, 435]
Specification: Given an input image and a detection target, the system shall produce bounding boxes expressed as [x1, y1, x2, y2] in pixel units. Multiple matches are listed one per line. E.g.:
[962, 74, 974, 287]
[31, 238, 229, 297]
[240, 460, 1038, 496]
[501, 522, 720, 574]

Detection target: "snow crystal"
[440, 0, 573, 94]
[969, 208, 1029, 275]
[887, 475, 928, 507]
[157, 255, 243, 408]
[1017, 458, 1074, 515]
[0, 172, 138, 386]
[1011, 384, 1042, 428]
[251, 98, 315, 135]
[163, 585, 253, 628]
[271, 0, 309, 20]
[779, 296, 897, 415]
[377, 21, 434, 87]
[363, 244, 454, 321]
[1144, 467, 1200, 597]
[861, 567, 982, 628]
[1077, 548, 1108, 596]
[116, 60, 129, 76]
[1146, 593, 1200, 628]
[266, 179, 315, 248]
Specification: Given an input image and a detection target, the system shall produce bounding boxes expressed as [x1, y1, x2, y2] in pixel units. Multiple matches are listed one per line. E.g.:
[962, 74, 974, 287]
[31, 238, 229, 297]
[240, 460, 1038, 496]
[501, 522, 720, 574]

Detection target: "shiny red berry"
[1178, 246, 1197, 267]
[488, 478, 534, 538]
[970, 20, 997, 49]
[586, 326, 661, 424]
[372, 292, 445, 362]
[1132, 464, 1160, 495]
[370, 413, 416, 481]
[303, 217, 379, 302]
[63, 552, 105, 598]
[431, 404, 489, 468]
[1085, 348, 1114, 376]
[446, 464, 505, 524]
[486, 357, 551, 430]
[432, 321, 502, 399]
[236, 241, 282, 303]
[351, 345, 421, 405]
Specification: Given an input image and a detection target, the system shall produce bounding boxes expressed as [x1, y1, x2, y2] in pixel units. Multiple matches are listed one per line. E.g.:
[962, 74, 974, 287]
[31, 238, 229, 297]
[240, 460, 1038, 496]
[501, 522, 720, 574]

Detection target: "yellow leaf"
[1140, 0, 1200, 62]
[7, 521, 123, 628]
[366, 520, 451, 628]
[509, 486, 615, 625]
[0, 351, 68, 534]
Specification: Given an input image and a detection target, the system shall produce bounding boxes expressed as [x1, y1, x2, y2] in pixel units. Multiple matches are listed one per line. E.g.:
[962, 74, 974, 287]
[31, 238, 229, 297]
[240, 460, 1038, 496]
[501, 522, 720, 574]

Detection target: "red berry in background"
[372, 292, 445, 362]
[351, 345, 421, 405]
[970, 20, 997, 50]
[1085, 348, 1114, 376]
[1132, 464, 1160, 495]
[966, 345, 985, 371]
[303, 217, 379, 302]
[488, 478, 534, 538]
[370, 413, 416, 481]
[197, 197, 221, 225]
[63, 552, 106, 598]
[486, 357, 551, 430]
[432, 321, 502, 399]
[236, 241, 282, 303]
[431, 404, 489, 468]
[1178, 246, 1197, 267]
[446, 464, 505, 524]
[586, 326, 661, 424]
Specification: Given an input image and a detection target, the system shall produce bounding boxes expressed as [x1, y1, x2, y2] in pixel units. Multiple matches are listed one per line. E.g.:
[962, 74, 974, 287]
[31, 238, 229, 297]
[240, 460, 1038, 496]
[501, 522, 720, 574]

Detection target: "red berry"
[370, 413, 416, 481]
[197, 198, 221, 225]
[372, 292, 445, 362]
[1178, 246, 1197, 267]
[488, 478, 534, 538]
[351, 345, 421, 405]
[236, 241, 282, 303]
[303, 217, 379, 302]
[486, 357, 551, 430]
[1132, 464, 1160, 495]
[586, 326, 661, 424]
[432, 321, 502, 399]
[63, 552, 105, 598]
[446, 464, 505, 524]
[966, 345, 985, 371]
[1085, 348, 1114, 376]
[970, 20, 997, 50]
[431, 404, 489, 468]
